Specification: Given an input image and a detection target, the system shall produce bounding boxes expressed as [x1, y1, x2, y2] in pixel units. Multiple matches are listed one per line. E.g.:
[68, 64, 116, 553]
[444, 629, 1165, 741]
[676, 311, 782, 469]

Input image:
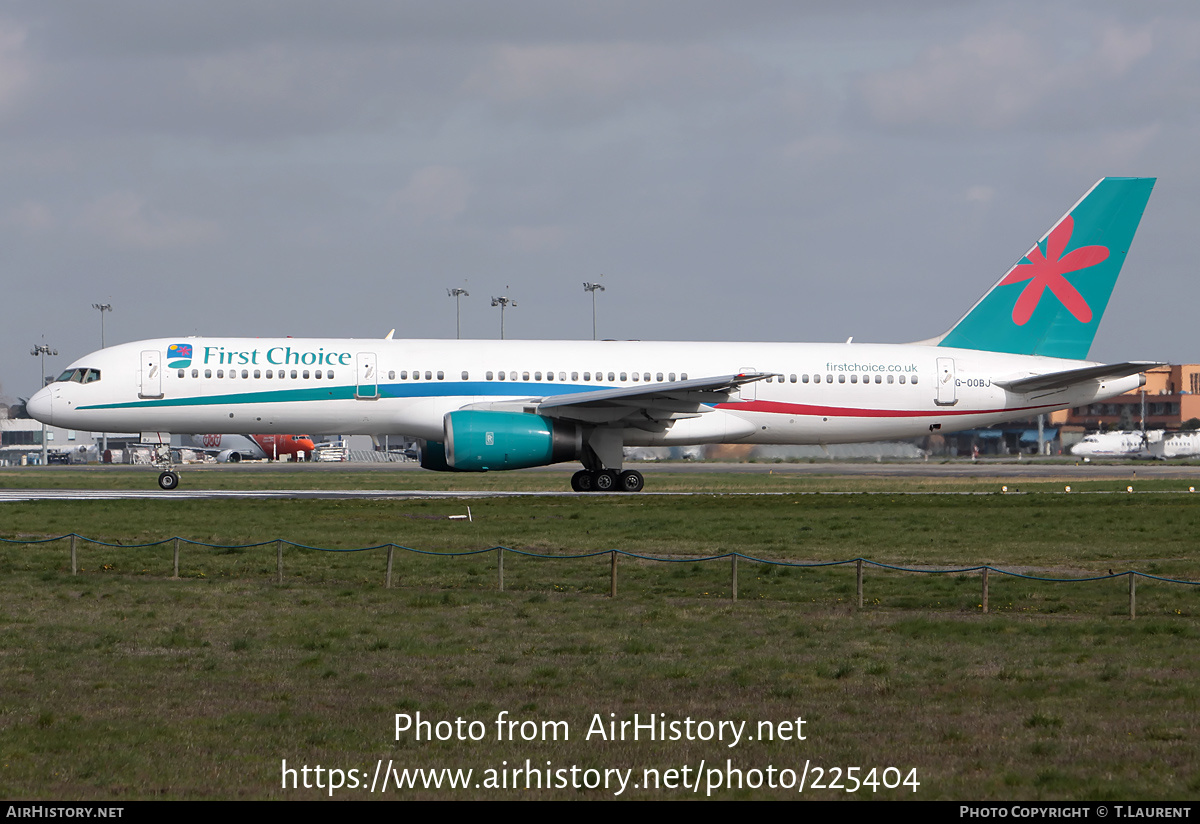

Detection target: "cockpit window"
[55, 368, 100, 384]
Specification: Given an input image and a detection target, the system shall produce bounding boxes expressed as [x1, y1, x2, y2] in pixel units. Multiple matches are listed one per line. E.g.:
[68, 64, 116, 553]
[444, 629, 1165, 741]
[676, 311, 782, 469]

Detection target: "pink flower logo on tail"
[999, 215, 1109, 325]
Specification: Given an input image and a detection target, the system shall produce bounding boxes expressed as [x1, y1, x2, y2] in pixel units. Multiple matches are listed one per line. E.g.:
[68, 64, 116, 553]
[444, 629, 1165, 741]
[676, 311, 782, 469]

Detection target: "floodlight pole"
[30, 342, 56, 466]
[583, 281, 605, 340]
[92, 303, 112, 348]
[446, 288, 469, 339]
[491, 294, 516, 340]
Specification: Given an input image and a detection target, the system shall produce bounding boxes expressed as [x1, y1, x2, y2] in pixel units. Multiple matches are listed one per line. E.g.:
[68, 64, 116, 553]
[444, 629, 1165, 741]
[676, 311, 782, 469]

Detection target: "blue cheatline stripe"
[79, 381, 605, 411]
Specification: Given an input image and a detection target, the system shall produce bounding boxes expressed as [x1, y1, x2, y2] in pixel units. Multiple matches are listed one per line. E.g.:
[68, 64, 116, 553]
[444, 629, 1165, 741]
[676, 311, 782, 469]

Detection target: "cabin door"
[355, 352, 379, 399]
[139, 350, 164, 399]
[935, 357, 957, 406]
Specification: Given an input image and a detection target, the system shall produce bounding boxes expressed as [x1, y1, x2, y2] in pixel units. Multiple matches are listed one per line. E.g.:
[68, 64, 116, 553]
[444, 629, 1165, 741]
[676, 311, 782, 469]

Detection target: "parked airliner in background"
[182, 433, 317, 463]
[1070, 430, 1162, 458]
[29, 177, 1159, 491]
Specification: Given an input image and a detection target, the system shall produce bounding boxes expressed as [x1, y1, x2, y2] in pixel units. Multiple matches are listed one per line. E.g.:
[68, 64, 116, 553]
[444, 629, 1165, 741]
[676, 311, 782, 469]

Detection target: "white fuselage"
[29, 337, 1141, 448]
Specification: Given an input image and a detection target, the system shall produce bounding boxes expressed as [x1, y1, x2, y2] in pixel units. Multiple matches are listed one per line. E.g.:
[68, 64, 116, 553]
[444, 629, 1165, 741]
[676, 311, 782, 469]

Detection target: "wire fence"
[3, 532, 1198, 619]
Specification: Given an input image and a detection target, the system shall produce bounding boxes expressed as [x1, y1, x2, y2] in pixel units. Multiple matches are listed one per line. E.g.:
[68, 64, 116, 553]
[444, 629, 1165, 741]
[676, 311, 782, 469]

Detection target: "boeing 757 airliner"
[29, 177, 1158, 491]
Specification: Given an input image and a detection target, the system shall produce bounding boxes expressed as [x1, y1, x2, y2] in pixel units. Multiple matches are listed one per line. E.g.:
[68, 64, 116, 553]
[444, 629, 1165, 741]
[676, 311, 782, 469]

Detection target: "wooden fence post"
[610, 551, 617, 598]
[856, 559, 863, 609]
[731, 554, 738, 602]
[386, 545, 394, 589]
[498, 547, 504, 592]
[173, 537, 180, 579]
[1129, 572, 1136, 620]
[70, 534, 77, 576]
[982, 567, 989, 614]
[276, 539, 283, 584]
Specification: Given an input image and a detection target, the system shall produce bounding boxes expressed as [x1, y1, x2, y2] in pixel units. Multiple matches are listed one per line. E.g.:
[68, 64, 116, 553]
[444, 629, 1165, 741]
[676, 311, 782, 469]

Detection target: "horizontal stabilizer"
[993, 361, 1161, 394]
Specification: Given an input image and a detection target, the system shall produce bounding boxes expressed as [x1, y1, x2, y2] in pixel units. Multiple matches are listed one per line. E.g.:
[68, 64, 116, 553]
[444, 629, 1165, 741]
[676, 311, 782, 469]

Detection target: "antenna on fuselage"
[384, 329, 395, 340]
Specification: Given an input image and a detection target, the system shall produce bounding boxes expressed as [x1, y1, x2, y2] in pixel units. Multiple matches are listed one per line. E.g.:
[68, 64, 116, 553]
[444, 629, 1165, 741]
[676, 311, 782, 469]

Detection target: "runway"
[2, 460, 1199, 501]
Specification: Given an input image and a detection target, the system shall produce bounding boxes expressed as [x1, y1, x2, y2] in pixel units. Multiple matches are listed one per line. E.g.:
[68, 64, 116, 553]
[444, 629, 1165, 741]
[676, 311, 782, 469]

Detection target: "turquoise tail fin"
[936, 177, 1155, 360]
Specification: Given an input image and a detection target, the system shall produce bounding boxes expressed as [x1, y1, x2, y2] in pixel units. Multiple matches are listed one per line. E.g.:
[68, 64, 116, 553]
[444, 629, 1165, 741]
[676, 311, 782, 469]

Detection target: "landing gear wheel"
[158, 471, 180, 491]
[593, 469, 619, 491]
[571, 470, 594, 492]
[619, 470, 644, 493]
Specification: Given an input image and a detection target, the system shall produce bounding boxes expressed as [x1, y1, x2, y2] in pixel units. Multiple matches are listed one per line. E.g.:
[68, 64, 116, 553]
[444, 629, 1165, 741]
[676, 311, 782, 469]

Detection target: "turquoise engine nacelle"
[417, 439, 463, 472]
[443, 411, 583, 471]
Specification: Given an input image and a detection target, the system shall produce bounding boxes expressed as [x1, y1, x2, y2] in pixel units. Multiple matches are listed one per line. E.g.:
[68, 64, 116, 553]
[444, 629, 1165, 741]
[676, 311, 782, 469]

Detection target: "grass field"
[2, 466, 1199, 800]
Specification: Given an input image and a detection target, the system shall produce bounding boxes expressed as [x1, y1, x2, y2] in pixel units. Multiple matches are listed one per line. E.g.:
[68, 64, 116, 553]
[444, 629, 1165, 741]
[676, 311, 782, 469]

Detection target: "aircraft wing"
[538, 371, 775, 427]
[993, 362, 1162, 395]
[462, 372, 774, 426]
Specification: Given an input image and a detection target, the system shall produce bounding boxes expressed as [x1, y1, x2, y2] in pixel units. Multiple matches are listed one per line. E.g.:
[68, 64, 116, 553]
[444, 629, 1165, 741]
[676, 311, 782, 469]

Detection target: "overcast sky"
[4, 1, 1198, 400]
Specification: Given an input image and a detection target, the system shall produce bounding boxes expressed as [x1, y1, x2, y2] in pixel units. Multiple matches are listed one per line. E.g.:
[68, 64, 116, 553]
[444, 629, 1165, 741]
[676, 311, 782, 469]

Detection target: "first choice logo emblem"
[167, 343, 193, 369]
[999, 215, 1109, 326]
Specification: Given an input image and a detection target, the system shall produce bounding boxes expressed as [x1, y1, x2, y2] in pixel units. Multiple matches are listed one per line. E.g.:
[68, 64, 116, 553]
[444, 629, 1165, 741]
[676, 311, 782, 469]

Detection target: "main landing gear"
[570, 468, 644, 493]
[158, 471, 180, 490]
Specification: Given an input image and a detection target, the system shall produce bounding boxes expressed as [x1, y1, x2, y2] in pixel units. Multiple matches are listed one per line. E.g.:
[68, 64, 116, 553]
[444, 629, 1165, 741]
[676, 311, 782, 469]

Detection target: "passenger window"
[254, 370, 261, 379]
[668, 373, 675, 382]
[547, 372, 555, 382]
[205, 369, 212, 379]
[327, 371, 333, 379]
[875, 375, 882, 384]
[462, 371, 469, 380]
[850, 375, 857, 384]
[191, 369, 199, 378]
[620, 372, 627, 381]
[826, 374, 833, 383]
[486, 371, 493, 380]
[510, 371, 517, 381]
[887, 375, 894, 384]
[498, 371, 506, 381]
[302, 370, 310, 379]
[899, 375, 906, 384]
[911, 375, 919, 385]
[656, 373, 663, 382]
[388, 371, 395, 380]
[681, 373, 688, 380]
[523, 372, 530, 381]
[425, 371, 432, 380]
[177, 369, 185, 378]
[400, 371, 408, 380]
[217, 370, 224, 378]
[608, 372, 616, 382]
[437, 371, 444, 380]
[802, 374, 810, 383]
[632, 372, 639, 381]
[559, 372, 566, 381]
[314, 370, 321, 380]
[584, 372, 591, 381]
[241, 369, 249, 379]
[839, 375, 846, 384]
[290, 370, 298, 379]
[571, 372, 579, 381]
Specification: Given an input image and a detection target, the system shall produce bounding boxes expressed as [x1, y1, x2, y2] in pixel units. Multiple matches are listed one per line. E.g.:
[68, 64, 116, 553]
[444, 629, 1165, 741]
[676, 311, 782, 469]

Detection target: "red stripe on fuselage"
[716, 400, 1059, 418]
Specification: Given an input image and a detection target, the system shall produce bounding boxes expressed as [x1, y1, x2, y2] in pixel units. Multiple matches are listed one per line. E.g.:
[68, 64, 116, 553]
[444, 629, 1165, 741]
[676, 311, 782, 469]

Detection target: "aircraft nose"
[27, 387, 53, 423]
